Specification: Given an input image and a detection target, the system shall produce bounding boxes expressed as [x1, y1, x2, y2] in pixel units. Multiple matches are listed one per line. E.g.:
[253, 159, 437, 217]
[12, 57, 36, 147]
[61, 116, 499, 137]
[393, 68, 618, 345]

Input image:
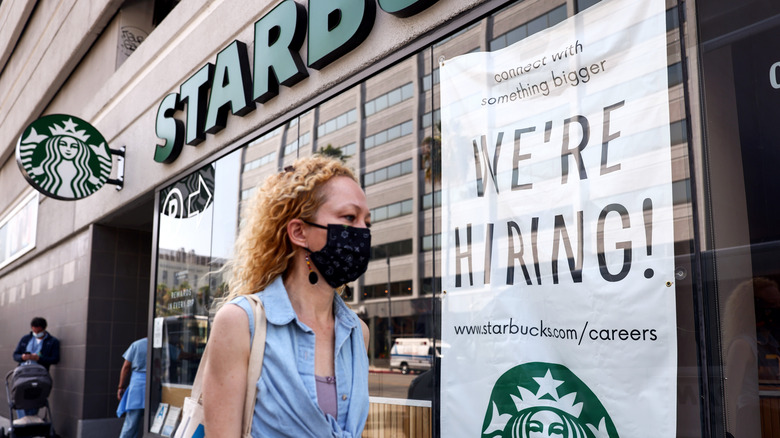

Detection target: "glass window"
[576, 0, 601, 12]
[318, 109, 356, 137]
[506, 25, 526, 46]
[422, 109, 441, 129]
[375, 168, 388, 183]
[388, 125, 400, 141]
[387, 202, 401, 219]
[698, 1, 780, 435]
[148, 1, 714, 435]
[375, 95, 388, 112]
[422, 234, 441, 251]
[375, 130, 388, 145]
[387, 163, 400, 179]
[342, 142, 357, 156]
[364, 159, 413, 187]
[401, 199, 413, 215]
[422, 190, 442, 210]
[666, 6, 679, 31]
[373, 206, 387, 222]
[491, 6, 566, 50]
[668, 62, 683, 87]
[526, 15, 547, 36]
[402, 83, 414, 100]
[401, 121, 413, 136]
[388, 89, 401, 106]
[151, 150, 242, 421]
[0, 191, 38, 270]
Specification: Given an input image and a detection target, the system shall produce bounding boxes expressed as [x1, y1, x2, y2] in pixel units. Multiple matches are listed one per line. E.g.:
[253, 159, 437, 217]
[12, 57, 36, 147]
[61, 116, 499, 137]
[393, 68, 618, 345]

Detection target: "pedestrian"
[12, 316, 60, 419]
[117, 337, 148, 438]
[202, 155, 372, 437]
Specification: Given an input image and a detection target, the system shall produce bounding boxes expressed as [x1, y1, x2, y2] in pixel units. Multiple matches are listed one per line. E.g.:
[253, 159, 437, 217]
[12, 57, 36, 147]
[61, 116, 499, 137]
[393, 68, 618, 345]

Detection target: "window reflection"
[151, 152, 240, 425]
[699, 1, 780, 434]
[149, 0, 703, 434]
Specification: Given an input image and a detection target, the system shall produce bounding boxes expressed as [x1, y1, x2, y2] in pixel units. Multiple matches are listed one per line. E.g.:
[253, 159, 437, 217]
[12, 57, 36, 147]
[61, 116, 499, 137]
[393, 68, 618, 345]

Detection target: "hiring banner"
[439, 0, 676, 436]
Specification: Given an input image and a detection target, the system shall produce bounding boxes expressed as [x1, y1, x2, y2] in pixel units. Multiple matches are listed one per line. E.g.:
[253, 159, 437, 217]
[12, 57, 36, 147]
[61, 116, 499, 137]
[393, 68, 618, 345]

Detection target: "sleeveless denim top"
[230, 276, 369, 437]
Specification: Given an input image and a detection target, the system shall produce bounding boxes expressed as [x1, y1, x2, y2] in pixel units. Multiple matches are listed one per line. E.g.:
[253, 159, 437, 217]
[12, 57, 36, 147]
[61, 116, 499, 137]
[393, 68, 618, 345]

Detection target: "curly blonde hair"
[220, 155, 356, 304]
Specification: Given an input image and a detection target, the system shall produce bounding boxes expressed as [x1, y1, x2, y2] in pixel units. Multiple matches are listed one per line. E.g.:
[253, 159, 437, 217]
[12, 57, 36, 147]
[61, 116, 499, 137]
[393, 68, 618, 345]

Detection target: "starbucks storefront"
[2, 0, 780, 436]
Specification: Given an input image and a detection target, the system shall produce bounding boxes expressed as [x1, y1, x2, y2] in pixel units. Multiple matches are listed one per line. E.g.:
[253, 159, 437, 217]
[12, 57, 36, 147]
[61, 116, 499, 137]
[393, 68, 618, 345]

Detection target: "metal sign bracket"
[106, 146, 126, 190]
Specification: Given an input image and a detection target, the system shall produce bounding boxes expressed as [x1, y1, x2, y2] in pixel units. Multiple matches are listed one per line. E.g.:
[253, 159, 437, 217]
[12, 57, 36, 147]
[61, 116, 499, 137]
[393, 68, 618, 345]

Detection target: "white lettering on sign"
[770, 61, 780, 89]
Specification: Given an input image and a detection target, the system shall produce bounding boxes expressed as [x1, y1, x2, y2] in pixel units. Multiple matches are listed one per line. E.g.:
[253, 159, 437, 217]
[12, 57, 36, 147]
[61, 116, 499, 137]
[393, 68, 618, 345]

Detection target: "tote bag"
[174, 295, 266, 438]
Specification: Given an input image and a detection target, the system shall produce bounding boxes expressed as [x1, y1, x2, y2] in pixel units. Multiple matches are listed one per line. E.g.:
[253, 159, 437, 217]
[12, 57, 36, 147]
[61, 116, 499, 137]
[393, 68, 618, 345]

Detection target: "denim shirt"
[231, 276, 369, 438]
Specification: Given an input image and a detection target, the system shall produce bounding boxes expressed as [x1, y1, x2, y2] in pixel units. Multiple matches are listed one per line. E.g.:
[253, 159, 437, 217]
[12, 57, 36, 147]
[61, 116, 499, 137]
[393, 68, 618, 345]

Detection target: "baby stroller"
[1, 361, 57, 438]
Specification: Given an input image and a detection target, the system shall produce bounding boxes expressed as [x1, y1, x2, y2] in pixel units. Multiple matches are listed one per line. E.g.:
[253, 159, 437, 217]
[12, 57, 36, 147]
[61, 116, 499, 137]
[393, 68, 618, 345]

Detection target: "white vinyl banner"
[439, 0, 677, 436]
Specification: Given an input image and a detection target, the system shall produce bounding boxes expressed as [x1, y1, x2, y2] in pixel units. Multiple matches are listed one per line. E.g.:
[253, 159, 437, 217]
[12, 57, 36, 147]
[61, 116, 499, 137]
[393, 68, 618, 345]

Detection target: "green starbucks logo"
[482, 362, 618, 438]
[16, 115, 113, 200]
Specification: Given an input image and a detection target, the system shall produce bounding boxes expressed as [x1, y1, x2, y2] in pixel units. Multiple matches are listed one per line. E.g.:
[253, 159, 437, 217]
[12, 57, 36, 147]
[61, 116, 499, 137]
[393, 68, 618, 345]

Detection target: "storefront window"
[698, 0, 780, 435]
[150, 151, 241, 428]
[148, 0, 717, 435]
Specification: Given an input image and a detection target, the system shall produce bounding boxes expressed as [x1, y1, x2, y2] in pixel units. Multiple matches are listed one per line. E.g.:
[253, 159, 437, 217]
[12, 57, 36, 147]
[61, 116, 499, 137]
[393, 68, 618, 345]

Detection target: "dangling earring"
[306, 255, 319, 285]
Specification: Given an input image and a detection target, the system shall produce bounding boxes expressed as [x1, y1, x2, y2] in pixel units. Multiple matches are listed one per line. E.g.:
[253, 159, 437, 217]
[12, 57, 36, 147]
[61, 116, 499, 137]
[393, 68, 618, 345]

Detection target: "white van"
[389, 338, 440, 374]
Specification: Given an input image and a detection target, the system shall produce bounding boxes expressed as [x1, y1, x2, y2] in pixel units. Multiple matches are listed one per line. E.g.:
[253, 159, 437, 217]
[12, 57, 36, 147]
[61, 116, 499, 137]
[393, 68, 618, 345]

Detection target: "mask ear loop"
[306, 253, 319, 285]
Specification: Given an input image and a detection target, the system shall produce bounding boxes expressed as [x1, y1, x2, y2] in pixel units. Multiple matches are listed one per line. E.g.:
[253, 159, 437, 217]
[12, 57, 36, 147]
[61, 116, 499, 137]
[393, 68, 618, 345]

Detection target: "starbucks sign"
[482, 363, 618, 438]
[16, 114, 123, 200]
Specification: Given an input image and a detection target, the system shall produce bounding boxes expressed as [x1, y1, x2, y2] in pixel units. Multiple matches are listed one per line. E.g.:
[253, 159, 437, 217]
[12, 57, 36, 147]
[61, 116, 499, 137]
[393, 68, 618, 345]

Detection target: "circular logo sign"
[16, 115, 113, 200]
[482, 362, 618, 438]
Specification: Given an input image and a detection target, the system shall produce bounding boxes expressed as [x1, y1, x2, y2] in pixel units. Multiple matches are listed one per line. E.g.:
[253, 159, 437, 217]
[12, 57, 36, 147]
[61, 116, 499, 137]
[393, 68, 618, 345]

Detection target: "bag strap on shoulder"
[242, 295, 267, 437]
[186, 294, 267, 437]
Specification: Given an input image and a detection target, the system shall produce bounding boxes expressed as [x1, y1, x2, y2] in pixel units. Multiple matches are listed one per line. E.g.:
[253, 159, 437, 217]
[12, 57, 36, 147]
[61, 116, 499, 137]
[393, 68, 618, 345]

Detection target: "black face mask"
[304, 221, 371, 288]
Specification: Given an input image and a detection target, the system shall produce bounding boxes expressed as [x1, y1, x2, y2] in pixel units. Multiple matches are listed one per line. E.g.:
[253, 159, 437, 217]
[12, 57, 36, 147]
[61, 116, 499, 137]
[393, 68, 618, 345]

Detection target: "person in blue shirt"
[13, 317, 60, 371]
[202, 155, 372, 437]
[117, 337, 148, 438]
[12, 316, 60, 418]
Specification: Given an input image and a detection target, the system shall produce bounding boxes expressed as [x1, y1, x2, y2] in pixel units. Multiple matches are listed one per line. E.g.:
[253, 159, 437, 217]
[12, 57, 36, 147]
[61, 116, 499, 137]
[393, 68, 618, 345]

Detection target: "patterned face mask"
[304, 221, 371, 288]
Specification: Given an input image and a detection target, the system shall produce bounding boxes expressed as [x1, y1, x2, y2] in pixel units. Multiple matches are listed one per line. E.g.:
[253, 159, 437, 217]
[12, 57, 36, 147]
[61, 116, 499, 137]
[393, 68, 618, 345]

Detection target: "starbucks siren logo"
[16, 115, 113, 200]
[482, 362, 618, 438]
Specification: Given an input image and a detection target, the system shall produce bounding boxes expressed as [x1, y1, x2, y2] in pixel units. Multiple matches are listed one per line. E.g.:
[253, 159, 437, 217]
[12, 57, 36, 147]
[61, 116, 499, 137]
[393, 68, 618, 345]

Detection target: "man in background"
[13, 317, 60, 371]
[12, 316, 60, 419]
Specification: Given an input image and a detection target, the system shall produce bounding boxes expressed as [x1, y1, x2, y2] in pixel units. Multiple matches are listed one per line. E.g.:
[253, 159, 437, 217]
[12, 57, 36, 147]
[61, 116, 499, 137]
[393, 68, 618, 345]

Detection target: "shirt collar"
[260, 276, 297, 326]
[260, 276, 359, 331]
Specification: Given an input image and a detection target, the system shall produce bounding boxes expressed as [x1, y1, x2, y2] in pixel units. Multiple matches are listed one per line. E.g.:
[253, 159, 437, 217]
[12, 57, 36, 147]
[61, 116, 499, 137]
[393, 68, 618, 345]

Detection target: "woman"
[117, 337, 147, 438]
[202, 155, 371, 437]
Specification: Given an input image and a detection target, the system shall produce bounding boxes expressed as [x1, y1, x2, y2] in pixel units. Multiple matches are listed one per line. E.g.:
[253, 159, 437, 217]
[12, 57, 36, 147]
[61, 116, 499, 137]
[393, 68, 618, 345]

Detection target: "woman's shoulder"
[224, 291, 267, 337]
[215, 303, 250, 326]
[211, 303, 252, 346]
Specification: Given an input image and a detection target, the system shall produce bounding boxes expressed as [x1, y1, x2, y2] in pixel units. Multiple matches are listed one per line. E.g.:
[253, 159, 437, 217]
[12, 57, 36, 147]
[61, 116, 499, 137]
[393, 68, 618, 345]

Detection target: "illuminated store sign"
[154, 0, 439, 164]
[16, 114, 125, 200]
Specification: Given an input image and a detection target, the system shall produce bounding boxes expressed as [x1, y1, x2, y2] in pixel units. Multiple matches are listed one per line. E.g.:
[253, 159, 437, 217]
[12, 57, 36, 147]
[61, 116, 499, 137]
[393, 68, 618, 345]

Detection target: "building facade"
[0, 0, 778, 436]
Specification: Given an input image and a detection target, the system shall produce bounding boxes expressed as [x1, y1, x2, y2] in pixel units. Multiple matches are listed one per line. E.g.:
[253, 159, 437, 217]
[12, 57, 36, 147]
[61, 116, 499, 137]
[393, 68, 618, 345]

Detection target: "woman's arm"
[203, 303, 251, 438]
